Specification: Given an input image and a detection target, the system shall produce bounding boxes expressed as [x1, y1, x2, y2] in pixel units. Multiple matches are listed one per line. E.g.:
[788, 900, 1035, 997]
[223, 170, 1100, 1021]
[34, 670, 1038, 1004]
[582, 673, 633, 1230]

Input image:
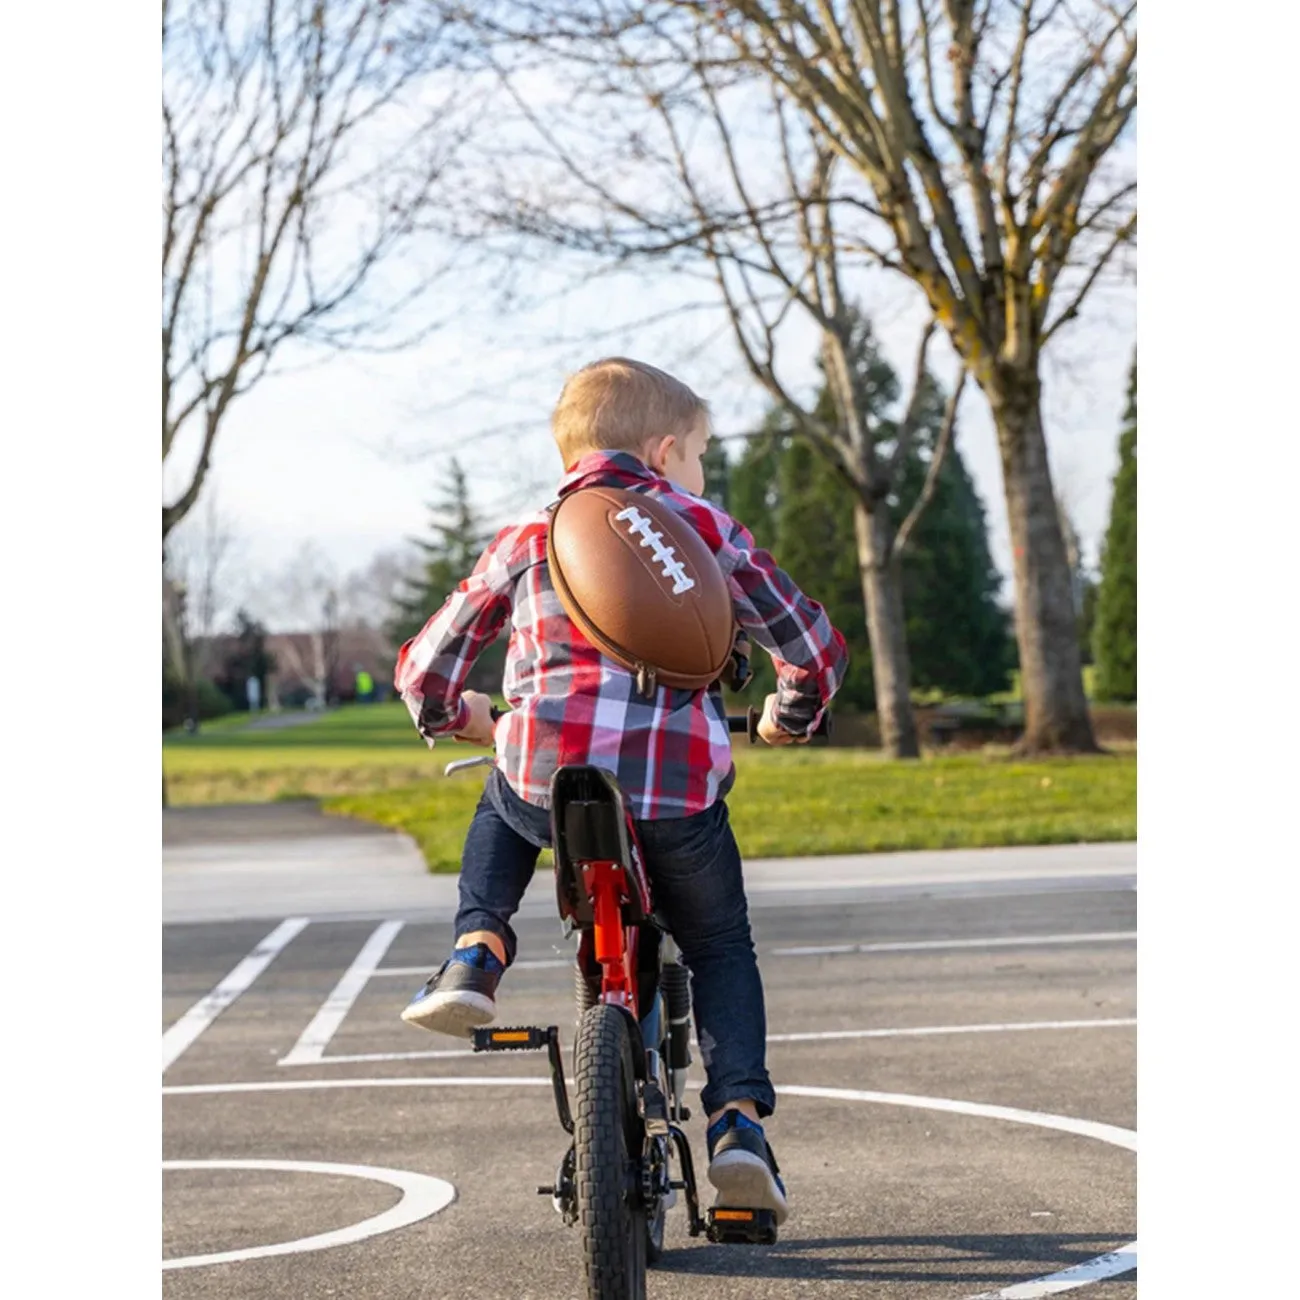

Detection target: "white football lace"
[615, 505, 696, 595]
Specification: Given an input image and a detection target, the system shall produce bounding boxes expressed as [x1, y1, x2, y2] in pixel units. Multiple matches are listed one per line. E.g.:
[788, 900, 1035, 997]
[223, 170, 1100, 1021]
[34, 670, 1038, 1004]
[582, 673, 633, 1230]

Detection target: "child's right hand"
[756, 694, 810, 746]
[453, 690, 497, 746]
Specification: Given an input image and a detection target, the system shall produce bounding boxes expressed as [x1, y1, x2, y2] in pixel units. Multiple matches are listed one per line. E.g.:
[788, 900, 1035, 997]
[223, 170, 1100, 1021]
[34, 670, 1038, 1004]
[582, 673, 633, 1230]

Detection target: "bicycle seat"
[550, 765, 652, 928]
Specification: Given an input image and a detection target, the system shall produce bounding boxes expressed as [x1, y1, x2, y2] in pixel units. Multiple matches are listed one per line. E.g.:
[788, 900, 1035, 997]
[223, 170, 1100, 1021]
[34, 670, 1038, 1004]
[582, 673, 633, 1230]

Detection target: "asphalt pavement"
[162, 810, 1136, 1300]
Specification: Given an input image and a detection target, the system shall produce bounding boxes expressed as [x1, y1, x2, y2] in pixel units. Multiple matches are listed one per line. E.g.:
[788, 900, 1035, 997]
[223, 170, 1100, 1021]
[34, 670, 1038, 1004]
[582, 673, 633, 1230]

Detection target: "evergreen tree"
[1078, 574, 1098, 667]
[892, 411, 1016, 697]
[700, 437, 730, 509]
[726, 408, 787, 541]
[728, 352, 1013, 706]
[214, 611, 277, 711]
[389, 460, 507, 693]
[1092, 357, 1137, 702]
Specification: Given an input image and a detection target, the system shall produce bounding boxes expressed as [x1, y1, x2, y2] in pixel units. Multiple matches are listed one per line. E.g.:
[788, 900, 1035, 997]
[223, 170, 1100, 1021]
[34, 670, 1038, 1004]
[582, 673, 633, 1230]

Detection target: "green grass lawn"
[163, 702, 453, 801]
[164, 702, 1136, 871]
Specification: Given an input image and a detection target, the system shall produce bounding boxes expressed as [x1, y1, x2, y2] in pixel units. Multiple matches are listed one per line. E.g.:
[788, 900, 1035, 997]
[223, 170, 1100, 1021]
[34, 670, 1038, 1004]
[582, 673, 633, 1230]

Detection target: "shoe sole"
[707, 1149, 790, 1225]
[400, 991, 496, 1038]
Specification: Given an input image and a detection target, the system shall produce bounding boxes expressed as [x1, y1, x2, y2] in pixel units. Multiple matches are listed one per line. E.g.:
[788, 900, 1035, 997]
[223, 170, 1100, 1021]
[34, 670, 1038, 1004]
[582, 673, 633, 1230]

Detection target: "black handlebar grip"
[739, 707, 833, 744]
[489, 706, 505, 722]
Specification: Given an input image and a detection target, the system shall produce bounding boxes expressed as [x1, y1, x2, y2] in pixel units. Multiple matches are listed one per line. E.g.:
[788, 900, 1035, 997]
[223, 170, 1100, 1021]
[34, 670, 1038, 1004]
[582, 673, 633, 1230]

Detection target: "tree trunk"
[992, 379, 1100, 753]
[853, 497, 920, 758]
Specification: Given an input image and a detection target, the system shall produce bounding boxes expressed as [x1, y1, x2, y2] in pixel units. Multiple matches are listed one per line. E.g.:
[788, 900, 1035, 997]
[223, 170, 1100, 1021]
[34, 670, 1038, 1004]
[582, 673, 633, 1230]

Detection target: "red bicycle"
[446, 705, 830, 1300]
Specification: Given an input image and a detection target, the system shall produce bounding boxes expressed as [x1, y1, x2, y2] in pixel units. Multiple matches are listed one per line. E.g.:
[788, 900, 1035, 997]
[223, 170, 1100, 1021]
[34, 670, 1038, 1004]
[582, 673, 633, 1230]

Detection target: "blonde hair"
[551, 357, 710, 467]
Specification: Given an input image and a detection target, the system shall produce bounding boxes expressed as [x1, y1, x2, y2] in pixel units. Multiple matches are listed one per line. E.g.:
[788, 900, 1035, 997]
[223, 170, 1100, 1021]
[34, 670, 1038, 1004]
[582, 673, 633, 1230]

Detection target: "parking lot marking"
[165, 1077, 553, 1096]
[276, 1016, 1135, 1068]
[771, 931, 1137, 957]
[162, 1158, 455, 1270]
[775, 1084, 1137, 1152]
[162, 1076, 1136, 1154]
[767, 1017, 1136, 1044]
[280, 920, 404, 1066]
[163, 1077, 1135, 1294]
[964, 1239, 1137, 1297]
[277, 926, 1136, 1069]
[163, 917, 310, 1074]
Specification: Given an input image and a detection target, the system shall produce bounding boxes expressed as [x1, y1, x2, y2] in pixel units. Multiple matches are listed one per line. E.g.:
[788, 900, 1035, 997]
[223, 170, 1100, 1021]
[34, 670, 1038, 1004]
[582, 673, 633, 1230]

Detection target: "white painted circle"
[164, 1078, 1135, 1295]
[162, 1158, 456, 1271]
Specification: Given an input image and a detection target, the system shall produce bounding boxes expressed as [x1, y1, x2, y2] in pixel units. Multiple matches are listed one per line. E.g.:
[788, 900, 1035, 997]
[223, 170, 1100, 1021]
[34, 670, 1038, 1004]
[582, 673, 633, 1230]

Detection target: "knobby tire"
[574, 1003, 647, 1300]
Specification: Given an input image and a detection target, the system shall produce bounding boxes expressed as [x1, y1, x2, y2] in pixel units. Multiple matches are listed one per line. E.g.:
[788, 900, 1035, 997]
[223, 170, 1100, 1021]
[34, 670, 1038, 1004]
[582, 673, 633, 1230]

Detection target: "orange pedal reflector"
[471, 1026, 553, 1052]
[713, 1210, 754, 1221]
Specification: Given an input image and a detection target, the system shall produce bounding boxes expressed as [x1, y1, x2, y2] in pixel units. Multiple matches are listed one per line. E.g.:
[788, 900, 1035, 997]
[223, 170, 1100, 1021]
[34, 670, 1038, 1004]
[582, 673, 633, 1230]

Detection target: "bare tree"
[447, 9, 967, 755]
[162, 0, 478, 541]
[163, 491, 243, 682]
[339, 546, 417, 640]
[452, 0, 1134, 753]
[264, 541, 340, 705]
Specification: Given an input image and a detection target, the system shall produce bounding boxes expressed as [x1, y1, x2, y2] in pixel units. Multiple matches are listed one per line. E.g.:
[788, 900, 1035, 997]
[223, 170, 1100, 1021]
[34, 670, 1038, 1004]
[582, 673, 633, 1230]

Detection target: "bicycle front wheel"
[574, 1003, 647, 1300]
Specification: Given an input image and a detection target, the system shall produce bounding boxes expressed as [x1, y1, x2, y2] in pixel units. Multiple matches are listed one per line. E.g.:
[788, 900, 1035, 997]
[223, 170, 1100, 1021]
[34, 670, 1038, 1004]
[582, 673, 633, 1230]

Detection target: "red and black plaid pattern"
[395, 451, 848, 819]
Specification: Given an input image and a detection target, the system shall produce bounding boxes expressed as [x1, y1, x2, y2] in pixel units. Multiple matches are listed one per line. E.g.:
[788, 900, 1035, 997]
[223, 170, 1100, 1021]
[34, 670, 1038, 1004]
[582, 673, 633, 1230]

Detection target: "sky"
[159, 1, 1136, 634]
[165, 255, 1135, 634]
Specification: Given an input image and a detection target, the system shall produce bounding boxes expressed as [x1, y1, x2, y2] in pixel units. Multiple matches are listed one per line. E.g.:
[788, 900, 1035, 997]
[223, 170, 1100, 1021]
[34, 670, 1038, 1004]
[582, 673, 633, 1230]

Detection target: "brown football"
[547, 485, 734, 690]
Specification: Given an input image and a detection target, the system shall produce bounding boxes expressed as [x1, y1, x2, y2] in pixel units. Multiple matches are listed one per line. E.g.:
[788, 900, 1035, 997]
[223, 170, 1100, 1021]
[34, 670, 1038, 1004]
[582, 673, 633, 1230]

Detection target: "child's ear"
[646, 434, 676, 475]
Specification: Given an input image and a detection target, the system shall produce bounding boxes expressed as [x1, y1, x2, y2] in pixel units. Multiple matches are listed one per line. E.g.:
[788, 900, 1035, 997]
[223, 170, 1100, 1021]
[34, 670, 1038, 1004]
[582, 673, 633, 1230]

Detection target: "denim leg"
[455, 770, 546, 967]
[637, 800, 775, 1120]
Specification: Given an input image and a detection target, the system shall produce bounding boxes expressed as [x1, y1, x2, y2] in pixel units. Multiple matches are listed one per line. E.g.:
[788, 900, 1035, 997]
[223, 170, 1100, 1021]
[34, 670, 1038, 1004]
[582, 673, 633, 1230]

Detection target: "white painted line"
[276, 1016, 1135, 1068]
[164, 1077, 553, 1096]
[771, 931, 1137, 957]
[767, 1017, 1136, 1045]
[162, 1158, 455, 1270]
[289, 1047, 480, 1065]
[162, 918, 309, 1074]
[279, 920, 404, 1066]
[775, 1083, 1138, 1151]
[164, 1080, 1136, 1294]
[963, 1239, 1138, 1298]
[161, 1075, 1136, 1157]
[163, 1076, 1136, 1163]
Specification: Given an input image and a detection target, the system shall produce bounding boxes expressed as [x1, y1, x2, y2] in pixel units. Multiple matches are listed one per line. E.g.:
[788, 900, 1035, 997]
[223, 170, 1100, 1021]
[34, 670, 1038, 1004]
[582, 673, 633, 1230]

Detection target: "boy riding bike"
[395, 357, 847, 1226]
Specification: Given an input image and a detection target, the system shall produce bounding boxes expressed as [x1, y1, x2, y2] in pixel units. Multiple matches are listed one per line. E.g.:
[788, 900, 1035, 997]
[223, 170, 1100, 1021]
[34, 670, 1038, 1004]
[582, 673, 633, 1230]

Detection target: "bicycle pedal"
[472, 1026, 553, 1052]
[706, 1207, 778, 1245]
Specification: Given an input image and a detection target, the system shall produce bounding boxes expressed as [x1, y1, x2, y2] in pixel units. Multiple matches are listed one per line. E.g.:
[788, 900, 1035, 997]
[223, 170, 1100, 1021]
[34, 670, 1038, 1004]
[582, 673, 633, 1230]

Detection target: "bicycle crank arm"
[472, 1025, 574, 1135]
[667, 1123, 705, 1238]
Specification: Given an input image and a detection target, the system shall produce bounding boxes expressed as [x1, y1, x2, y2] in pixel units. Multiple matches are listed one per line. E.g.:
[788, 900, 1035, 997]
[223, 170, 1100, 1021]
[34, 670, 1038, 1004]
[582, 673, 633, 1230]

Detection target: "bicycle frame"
[458, 703, 825, 1251]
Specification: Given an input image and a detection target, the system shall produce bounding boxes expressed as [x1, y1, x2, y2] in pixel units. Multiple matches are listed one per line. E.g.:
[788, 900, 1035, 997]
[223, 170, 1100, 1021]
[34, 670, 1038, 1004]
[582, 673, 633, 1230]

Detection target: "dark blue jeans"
[456, 767, 775, 1119]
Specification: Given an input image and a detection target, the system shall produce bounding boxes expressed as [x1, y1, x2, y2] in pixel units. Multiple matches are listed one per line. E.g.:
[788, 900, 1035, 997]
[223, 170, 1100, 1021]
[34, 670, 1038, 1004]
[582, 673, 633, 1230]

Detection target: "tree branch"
[892, 366, 967, 560]
[886, 318, 938, 483]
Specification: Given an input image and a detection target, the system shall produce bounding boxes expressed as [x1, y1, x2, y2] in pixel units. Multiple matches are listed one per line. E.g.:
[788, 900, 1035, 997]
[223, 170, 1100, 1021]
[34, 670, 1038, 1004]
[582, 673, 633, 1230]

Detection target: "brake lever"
[444, 755, 495, 777]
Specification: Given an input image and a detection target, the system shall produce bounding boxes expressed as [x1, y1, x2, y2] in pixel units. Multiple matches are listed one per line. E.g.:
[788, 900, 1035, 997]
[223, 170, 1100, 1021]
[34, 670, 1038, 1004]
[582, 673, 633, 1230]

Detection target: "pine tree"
[892, 409, 1015, 697]
[1092, 357, 1137, 702]
[389, 460, 495, 659]
[728, 351, 1013, 708]
[700, 437, 731, 509]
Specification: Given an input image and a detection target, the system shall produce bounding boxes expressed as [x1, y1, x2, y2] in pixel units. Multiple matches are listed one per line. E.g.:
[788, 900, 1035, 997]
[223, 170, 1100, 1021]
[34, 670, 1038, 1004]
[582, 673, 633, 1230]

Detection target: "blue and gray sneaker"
[400, 943, 505, 1038]
[706, 1109, 789, 1225]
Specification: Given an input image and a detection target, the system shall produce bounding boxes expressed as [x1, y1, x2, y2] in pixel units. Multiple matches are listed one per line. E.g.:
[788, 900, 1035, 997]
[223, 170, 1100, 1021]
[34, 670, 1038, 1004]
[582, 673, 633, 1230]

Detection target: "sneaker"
[400, 944, 504, 1037]
[706, 1109, 789, 1225]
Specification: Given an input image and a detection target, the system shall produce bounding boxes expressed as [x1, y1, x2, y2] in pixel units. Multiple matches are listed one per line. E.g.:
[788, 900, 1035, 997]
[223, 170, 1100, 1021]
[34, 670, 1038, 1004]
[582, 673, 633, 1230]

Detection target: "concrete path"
[163, 802, 1135, 924]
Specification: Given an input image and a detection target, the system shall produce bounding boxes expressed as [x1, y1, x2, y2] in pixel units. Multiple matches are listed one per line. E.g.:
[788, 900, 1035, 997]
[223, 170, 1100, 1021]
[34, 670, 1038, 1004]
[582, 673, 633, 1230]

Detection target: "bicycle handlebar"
[489, 704, 831, 745]
[728, 707, 833, 745]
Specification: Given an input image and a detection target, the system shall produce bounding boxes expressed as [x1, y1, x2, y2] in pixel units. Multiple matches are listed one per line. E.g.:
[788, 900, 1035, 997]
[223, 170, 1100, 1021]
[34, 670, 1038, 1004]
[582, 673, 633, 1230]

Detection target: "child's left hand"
[453, 691, 496, 746]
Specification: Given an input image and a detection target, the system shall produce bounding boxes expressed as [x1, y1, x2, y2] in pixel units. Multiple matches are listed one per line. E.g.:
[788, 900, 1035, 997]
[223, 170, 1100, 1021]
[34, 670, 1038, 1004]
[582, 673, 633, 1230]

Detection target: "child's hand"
[453, 691, 497, 746]
[756, 693, 809, 746]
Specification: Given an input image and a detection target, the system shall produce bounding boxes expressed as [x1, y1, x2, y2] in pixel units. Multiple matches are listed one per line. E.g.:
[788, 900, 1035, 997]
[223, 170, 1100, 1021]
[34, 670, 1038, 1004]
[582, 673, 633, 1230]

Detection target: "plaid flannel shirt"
[395, 451, 848, 819]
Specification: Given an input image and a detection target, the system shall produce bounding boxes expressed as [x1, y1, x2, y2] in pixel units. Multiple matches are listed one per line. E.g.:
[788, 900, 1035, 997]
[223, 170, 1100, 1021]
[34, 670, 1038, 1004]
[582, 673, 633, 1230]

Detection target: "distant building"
[196, 623, 398, 710]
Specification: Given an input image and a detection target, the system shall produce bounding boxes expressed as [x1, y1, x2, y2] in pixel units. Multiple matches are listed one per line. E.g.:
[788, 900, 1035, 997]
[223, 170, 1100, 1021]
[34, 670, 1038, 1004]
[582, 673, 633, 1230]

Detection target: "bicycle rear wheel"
[574, 1003, 647, 1300]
